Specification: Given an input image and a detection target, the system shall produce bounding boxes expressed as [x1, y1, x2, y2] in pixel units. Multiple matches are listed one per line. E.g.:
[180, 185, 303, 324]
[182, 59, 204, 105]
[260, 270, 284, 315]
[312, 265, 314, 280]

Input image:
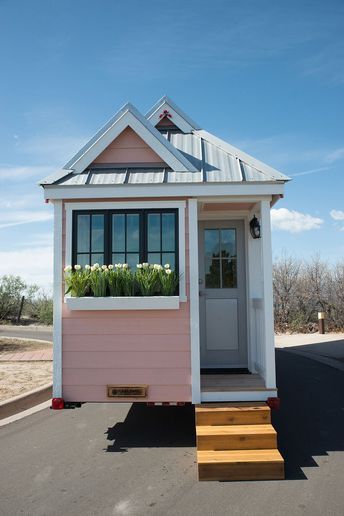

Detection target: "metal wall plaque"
[107, 385, 148, 398]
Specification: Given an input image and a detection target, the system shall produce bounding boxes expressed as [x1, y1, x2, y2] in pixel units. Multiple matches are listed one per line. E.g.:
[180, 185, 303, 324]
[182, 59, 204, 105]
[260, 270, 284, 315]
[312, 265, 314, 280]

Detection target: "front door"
[199, 220, 247, 368]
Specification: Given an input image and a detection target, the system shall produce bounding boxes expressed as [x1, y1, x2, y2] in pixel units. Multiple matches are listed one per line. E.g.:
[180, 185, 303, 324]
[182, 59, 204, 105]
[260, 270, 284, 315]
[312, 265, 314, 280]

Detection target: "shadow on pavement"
[273, 349, 344, 480]
[105, 350, 344, 483]
[105, 403, 196, 452]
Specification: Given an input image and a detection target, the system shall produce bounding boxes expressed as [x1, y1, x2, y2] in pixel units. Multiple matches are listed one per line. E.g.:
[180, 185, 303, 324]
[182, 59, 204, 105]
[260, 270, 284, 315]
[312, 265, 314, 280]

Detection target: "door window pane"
[91, 214, 104, 252]
[205, 229, 220, 258]
[205, 258, 220, 288]
[148, 214, 161, 251]
[127, 214, 140, 252]
[222, 259, 237, 288]
[204, 227, 237, 288]
[112, 214, 125, 252]
[162, 213, 175, 251]
[77, 214, 90, 253]
[221, 229, 236, 258]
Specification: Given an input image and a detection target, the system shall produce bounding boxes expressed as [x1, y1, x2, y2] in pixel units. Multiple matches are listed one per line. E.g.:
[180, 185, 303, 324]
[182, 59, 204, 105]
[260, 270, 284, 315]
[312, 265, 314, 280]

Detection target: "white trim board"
[44, 183, 285, 200]
[52, 201, 63, 398]
[65, 296, 180, 311]
[188, 199, 201, 404]
[201, 390, 278, 403]
[64, 200, 187, 302]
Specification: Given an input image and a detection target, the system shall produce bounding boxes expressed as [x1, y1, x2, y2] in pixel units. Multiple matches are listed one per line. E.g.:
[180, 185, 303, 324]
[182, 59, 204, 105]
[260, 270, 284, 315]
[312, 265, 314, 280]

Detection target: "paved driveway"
[0, 351, 343, 516]
[0, 325, 52, 342]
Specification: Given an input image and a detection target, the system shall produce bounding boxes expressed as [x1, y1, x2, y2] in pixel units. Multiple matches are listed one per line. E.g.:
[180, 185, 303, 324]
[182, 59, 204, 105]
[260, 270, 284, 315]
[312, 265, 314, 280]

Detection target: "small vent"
[107, 385, 148, 398]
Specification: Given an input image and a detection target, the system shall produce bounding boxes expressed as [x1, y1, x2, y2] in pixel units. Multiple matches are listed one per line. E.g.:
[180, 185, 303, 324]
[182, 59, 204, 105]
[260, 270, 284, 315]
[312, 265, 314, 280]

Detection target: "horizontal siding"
[63, 317, 189, 335]
[63, 351, 190, 369]
[63, 368, 191, 385]
[62, 385, 191, 403]
[63, 334, 190, 352]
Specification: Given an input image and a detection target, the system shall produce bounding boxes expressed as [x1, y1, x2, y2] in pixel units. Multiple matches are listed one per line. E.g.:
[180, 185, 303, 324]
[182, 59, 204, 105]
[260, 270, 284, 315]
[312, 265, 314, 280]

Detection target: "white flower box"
[65, 296, 180, 311]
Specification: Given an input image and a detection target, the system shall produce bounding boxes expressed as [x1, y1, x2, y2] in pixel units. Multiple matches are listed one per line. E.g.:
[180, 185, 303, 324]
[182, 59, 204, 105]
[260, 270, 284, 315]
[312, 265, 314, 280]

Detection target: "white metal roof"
[40, 98, 290, 187]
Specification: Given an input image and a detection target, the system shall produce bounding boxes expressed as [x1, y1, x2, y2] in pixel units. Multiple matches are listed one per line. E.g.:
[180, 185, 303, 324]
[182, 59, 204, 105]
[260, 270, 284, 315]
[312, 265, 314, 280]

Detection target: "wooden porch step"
[196, 402, 271, 426]
[196, 424, 277, 450]
[197, 449, 284, 481]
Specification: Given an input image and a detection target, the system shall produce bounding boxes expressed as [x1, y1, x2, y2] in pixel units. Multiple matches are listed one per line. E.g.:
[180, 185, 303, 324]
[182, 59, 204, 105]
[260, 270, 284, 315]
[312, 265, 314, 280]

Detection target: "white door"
[199, 220, 247, 368]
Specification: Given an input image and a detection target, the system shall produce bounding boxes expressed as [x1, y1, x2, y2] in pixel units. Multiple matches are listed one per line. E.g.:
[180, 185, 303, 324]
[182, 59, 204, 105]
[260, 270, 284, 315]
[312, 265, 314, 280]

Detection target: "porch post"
[260, 200, 276, 389]
[188, 198, 201, 403]
[53, 200, 63, 398]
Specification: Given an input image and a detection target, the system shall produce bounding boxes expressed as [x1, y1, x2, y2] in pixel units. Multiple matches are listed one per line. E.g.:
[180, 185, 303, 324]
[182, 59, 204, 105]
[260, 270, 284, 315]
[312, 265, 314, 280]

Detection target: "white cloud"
[325, 148, 344, 164]
[330, 209, 344, 221]
[0, 210, 53, 229]
[271, 208, 324, 233]
[0, 165, 55, 182]
[0, 246, 53, 287]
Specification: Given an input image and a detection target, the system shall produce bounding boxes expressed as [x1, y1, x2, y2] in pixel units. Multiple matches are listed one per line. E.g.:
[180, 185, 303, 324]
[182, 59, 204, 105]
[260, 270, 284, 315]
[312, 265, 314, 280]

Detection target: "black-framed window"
[72, 209, 178, 270]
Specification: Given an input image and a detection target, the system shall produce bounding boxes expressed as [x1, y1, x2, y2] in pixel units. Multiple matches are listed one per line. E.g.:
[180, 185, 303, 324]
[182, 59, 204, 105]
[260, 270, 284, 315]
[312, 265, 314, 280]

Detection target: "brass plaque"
[107, 385, 148, 398]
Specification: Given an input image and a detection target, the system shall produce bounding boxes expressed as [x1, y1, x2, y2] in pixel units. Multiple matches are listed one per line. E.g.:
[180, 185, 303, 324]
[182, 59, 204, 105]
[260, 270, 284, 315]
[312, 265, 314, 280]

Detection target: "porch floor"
[201, 373, 266, 392]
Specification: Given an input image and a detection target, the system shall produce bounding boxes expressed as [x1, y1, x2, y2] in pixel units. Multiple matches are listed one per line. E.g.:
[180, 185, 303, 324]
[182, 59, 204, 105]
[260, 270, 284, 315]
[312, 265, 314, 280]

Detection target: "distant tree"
[0, 275, 38, 320]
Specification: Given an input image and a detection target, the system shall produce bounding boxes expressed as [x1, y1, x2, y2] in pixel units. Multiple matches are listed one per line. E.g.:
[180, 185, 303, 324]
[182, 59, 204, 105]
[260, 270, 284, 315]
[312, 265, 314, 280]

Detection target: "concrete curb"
[279, 348, 344, 373]
[0, 383, 52, 420]
[0, 336, 52, 345]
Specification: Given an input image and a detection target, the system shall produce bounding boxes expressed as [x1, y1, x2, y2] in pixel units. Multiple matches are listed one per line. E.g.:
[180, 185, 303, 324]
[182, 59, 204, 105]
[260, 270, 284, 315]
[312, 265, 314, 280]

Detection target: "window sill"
[65, 296, 180, 311]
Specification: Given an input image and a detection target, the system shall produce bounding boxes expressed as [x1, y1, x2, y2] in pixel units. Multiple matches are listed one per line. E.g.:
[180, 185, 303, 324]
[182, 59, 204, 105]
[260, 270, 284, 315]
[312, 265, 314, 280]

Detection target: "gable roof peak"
[146, 96, 201, 132]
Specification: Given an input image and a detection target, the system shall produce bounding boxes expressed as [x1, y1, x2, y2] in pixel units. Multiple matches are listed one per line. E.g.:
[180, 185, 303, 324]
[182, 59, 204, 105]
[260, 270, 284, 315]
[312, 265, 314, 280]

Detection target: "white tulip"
[165, 269, 172, 275]
[137, 264, 143, 269]
[85, 264, 91, 270]
[101, 265, 108, 270]
[123, 263, 128, 269]
[64, 265, 72, 272]
[142, 263, 149, 269]
[108, 264, 114, 270]
[74, 264, 81, 270]
[164, 264, 170, 269]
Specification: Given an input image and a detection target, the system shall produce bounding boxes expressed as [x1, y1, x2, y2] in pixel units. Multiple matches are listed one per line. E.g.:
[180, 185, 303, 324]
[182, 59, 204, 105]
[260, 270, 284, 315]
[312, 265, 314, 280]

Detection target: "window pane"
[127, 214, 140, 252]
[91, 214, 104, 252]
[222, 259, 237, 288]
[162, 253, 175, 271]
[112, 214, 125, 252]
[205, 258, 220, 288]
[91, 253, 104, 266]
[148, 253, 161, 265]
[76, 254, 90, 267]
[204, 229, 220, 259]
[77, 214, 90, 253]
[148, 213, 161, 252]
[126, 253, 140, 270]
[112, 253, 125, 264]
[221, 229, 236, 259]
[162, 213, 175, 251]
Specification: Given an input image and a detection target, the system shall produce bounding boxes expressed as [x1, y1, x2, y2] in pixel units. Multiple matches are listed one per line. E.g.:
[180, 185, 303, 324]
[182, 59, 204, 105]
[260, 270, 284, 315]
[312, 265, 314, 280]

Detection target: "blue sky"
[0, 0, 343, 286]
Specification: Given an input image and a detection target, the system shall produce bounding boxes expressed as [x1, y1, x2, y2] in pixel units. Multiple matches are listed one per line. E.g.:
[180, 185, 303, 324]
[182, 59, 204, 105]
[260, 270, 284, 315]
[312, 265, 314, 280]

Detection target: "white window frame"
[64, 201, 187, 302]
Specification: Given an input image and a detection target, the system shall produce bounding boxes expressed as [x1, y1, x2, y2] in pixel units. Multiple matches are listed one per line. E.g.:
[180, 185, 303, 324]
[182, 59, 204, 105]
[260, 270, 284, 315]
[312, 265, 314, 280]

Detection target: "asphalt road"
[0, 325, 53, 342]
[0, 350, 343, 516]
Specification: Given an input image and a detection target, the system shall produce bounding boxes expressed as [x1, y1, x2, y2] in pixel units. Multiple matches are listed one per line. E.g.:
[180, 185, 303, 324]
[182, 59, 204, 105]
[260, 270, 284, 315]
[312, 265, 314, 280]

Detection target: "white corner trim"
[188, 199, 201, 404]
[64, 200, 187, 302]
[53, 201, 63, 398]
[65, 296, 180, 311]
[260, 200, 276, 389]
[201, 390, 277, 403]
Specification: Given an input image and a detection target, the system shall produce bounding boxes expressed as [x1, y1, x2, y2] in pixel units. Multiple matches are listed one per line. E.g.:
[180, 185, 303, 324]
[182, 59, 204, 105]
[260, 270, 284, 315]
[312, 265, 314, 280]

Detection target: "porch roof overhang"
[42, 181, 285, 201]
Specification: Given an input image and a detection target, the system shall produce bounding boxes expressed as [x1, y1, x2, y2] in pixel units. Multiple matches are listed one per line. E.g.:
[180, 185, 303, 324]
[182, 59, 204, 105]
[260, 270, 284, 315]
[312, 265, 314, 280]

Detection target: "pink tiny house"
[40, 96, 289, 407]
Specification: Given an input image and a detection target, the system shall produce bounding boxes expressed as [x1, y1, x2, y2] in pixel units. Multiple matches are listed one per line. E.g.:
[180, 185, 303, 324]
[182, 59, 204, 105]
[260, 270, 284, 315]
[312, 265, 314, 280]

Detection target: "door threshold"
[201, 368, 250, 375]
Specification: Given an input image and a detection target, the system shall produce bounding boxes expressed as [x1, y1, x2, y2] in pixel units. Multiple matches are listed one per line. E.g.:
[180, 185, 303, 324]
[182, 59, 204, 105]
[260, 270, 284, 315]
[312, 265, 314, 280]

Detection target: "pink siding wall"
[61, 200, 191, 403]
[92, 127, 166, 165]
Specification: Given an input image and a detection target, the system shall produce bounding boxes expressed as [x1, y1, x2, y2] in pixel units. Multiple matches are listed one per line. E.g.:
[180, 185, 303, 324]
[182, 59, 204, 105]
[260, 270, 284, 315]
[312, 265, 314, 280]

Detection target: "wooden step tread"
[196, 403, 269, 413]
[196, 424, 276, 436]
[197, 449, 284, 464]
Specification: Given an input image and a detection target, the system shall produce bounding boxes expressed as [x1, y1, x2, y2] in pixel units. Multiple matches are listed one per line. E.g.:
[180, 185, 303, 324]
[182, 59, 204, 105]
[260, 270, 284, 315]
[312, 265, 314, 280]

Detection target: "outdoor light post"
[318, 311, 325, 334]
